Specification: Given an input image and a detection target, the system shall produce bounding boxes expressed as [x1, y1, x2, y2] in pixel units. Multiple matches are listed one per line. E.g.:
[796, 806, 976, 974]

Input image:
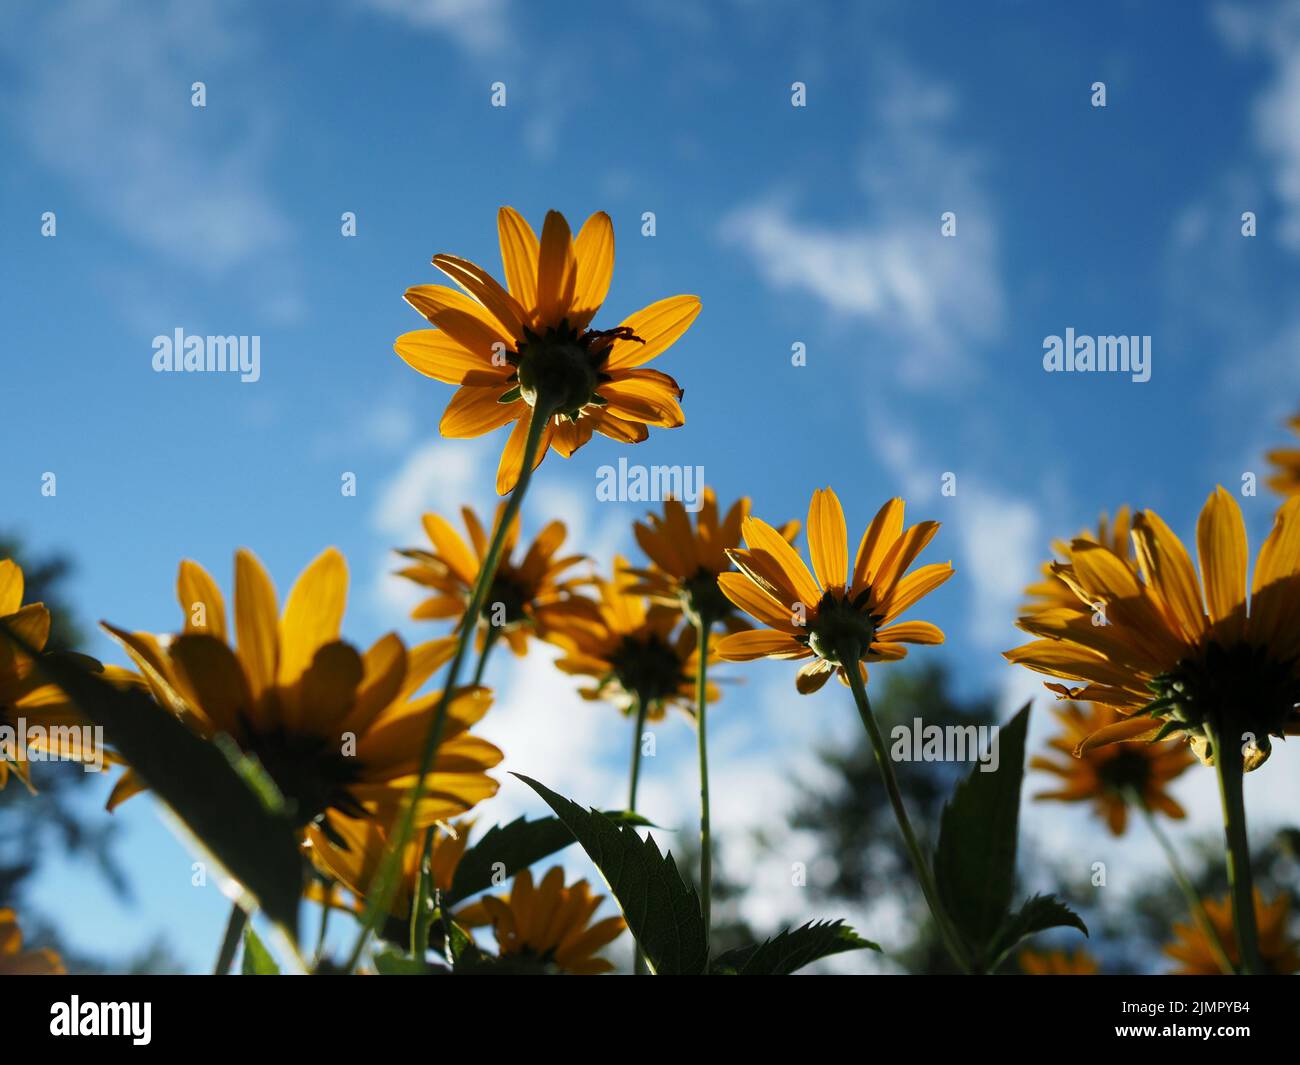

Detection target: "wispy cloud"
[0, 0, 291, 278]
[358, 0, 512, 56]
[719, 61, 1003, 388]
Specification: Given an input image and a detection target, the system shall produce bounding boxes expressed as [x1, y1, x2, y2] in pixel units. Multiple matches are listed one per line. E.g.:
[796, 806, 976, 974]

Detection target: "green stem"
[1131, 789, 1235, 975]
[343, 397, 555, 973]
[628, 690, 651, 975]
[313, 880, 333, 966]
[214, 901, 248, 976]
[471, 622, 502, 687]
[1208, 720, 1263, 975]
[840, 649, 970, 973]
[627, 691, 650, 813]
[694, 615, 714, 950]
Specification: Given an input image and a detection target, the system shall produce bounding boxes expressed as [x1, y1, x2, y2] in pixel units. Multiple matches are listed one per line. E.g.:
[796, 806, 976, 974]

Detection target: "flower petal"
[807, 487, 847, 592]
[603, 296, 702, 370]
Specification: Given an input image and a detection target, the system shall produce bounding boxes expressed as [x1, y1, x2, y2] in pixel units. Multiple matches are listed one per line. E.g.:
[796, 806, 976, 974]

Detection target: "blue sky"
[4, 0, 1300, 972]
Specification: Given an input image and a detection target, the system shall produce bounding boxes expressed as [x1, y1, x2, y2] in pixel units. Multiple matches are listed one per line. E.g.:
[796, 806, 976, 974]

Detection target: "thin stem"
[628, 690, 650, 975]
[214, 901, 248, 976]
[1209, 720, 1263, 975]
[1130, 789, 1235, 975]
[694, 615, 714, 950]
[343, 398, 555, 973]
[313, 880, 333, 967]
[471, 623, 503, 687]
[841, 650, 970, 973]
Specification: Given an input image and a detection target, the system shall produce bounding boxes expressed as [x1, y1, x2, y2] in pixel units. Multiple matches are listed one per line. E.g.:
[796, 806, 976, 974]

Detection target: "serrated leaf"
[933, 702, 1029, 962]
[241, 927, 280, 975]
[711, 920, 879, 975]
[446, 809, 653, 906]
[1, 624, 303, 939]
[987, 894, 1088, 970]
[513, 774, 707, 975]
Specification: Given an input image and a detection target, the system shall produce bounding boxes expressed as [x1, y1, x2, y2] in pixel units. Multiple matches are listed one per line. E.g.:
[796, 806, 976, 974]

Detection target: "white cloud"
[0, 0, 291, 278]
[719, 63, 1003, 388]
[954, 485, 1040, 651]
[1213, 2, 1300, 250]
[359, 0, 511, 56]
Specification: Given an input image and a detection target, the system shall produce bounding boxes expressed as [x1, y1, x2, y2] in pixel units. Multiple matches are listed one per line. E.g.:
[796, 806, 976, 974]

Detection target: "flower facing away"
[1164, 891, 1299, 975]
[1023, 507, 1134, 615]
[1006, 490, 1300, 770]
[715, 489, 953, 693]
[395, 207, 702, 494]
[0, 559, 124, 790]
[1018, 947, 1099, 975]
[102, 549, 503, 833]
[455, 867, 625, 974]
[548, 557, 715, 719]
[0, 908, 64, 975]
[396, 504, 595, 656]
[627, 488, 800, 631]
[1030, 702, 1195, 835]
[307, 810, 472, 919]
[1266, 412, 1300, 496]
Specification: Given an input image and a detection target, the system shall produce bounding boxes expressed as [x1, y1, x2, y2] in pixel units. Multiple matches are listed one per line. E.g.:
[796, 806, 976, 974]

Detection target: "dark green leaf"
[988, 894, 1088, 969]
[933, 701, 1030, 961]
[240, 926, 280, 975]
[446, 809, 653, 906]
[513, 774, 707, 975]
[2, 624, 303, 940]
[711, 920, 879, 975]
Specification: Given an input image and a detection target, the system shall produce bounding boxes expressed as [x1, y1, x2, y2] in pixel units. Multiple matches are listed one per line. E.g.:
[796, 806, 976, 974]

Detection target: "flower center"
[242, 724, 366, 828]
[608, 633, 684, 707]
[514, 324, 599, 418]
[681, 569, 732, 627]
[1147, 640, 1300, 765]
[483, 570, 531, 627]
[511, 322, 642, 420]
[806, 592, 877, 665]
[1094, 746, 1153, 795]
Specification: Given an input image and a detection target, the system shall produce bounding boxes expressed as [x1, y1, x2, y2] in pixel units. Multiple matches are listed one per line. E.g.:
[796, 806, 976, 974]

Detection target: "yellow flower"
[1018, 947, 1099, 975]
[1266, 413, 1300, 496]
[0, 559, 121, 790]
[1164, 890, 1299, 975]
[549, 557, 713, 719]
[1030, 702, 1195, 835]
[1023, 507, 1134, 614]
[1006, 489, 1300, 769]
[715, 489, 953, 693]
[396, 504, 595, 656]
[307, 811, 472, 918]
[456, 866, 625, 974]
[627, 487, 799, 631]
[0, 908, 64, 975]
[103, 548, 503, 832]
[395, 207, 701, 494]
